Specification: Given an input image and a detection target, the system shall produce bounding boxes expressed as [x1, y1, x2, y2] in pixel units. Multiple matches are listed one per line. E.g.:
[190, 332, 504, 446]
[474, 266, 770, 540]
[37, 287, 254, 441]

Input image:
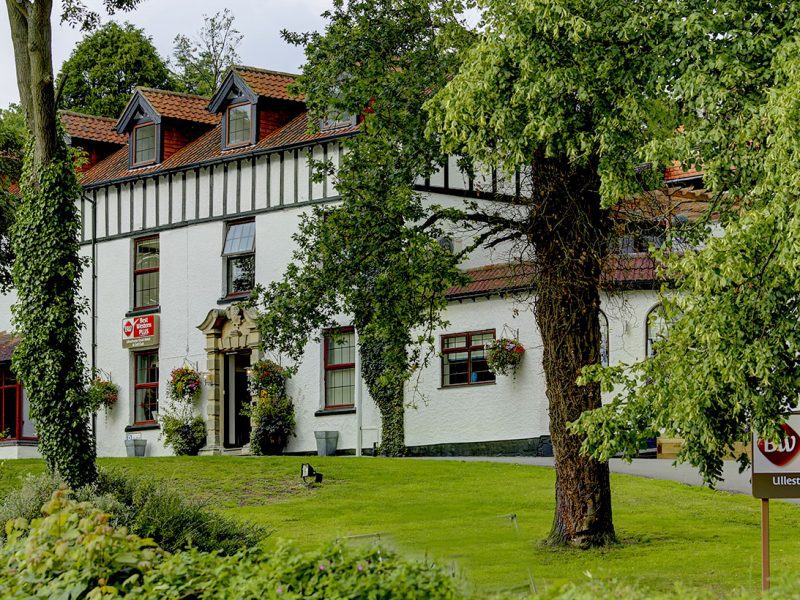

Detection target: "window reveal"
[133, 123, 156, 166]
[222, 220, 256, 296]
[441, 330, 496, 387]
[226, 103, 252, 147]
[324, 328, 356, 408]
[133, 236, 160, 309]
[134, 351, 159, 424]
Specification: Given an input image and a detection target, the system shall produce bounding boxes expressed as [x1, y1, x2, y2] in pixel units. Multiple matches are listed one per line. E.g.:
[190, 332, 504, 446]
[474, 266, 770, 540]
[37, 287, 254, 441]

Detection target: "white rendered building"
[0, 66, 694, 459]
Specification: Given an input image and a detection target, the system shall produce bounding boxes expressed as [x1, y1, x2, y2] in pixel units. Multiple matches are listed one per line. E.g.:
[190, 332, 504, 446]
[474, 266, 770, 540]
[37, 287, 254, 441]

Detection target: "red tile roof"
[138, 88, 219, 125]
[446, 263, 535, 298]
[0, 330, 19, 363]
[61, 111, 126, 145]
[664, 161, 703, 182]
[81, 112, 358, 187]
[447, 256, 661, 298]
[600, 254, 659, 286]
[233, 66, 302, 102]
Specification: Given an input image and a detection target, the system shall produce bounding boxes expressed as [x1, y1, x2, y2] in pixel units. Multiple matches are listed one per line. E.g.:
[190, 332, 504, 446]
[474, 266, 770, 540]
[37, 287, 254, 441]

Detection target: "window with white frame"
[222, 219, 255, 296]
[226, 103, 252, 147]
[132, 123, 156, 166]
[324, 328, 356, 409]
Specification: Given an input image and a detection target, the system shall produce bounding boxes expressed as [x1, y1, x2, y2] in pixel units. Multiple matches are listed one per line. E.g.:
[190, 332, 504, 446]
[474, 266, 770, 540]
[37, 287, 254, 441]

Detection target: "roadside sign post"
[752, 412, 800, 592]
[761, 498, 769, 592]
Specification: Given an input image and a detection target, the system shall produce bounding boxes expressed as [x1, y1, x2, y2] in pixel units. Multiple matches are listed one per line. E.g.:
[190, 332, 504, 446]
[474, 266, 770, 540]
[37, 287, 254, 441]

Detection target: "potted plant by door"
[244, 359, 296, 455]
[160, 366, 206, 456]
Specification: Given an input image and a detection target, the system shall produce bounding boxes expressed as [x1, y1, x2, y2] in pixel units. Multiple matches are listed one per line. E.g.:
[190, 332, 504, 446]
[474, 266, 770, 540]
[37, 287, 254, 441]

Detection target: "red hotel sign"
[121, 315, 160, 349]
[753, 414, 800, 498]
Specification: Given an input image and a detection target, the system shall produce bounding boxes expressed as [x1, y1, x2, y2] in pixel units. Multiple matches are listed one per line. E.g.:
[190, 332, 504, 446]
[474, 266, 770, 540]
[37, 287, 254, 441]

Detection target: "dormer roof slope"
[138, 88, 219, 125]
[115, 88, 220, 133]
[61, 111, 126, 145]
[233, 66, 302, 102]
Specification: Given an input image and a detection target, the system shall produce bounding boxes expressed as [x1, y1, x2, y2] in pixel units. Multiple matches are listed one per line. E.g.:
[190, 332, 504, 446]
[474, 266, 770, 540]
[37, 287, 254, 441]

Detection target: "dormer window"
[133, 123, 157, 166]
[226, 103, 253, 147]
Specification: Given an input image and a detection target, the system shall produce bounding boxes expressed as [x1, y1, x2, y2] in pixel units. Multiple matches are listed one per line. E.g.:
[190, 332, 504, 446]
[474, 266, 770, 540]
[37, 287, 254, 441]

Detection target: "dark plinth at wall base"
[277, 437, 553, 458]
[405, 436, 553, 458]
[0, 439, 39, 447]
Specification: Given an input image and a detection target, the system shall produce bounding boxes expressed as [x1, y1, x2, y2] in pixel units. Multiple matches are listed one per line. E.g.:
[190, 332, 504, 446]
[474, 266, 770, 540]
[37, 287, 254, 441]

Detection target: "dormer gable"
[115, 88, 218, 170]
[115, 90, 162, 168]
[208, 66, 304, 150]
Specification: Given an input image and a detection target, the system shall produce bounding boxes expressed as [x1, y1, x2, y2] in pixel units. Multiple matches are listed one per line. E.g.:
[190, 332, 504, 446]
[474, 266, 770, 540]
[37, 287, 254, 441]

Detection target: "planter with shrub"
[161, 366, 205, 456]
[244, 359, 296, 455]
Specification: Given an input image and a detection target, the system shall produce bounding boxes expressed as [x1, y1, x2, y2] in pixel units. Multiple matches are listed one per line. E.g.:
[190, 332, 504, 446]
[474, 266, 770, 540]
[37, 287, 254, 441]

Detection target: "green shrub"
[2, 490, 466, 599]
[1, 489, 164, 598]
[161, 413, 206, 456]
[0, 469, 268, 553]
[0, 471, 63, 529]
[245, 390, 296, 455]
[95, 468, 268, 554]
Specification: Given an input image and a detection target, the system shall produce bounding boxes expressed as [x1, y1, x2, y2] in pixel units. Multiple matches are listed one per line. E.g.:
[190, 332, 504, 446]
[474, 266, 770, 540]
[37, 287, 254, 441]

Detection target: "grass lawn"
[0, 456, 794, 596]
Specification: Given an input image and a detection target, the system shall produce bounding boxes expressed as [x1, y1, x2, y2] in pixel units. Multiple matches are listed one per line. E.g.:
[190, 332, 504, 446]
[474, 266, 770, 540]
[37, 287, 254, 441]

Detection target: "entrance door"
[224, 353, 252, 448]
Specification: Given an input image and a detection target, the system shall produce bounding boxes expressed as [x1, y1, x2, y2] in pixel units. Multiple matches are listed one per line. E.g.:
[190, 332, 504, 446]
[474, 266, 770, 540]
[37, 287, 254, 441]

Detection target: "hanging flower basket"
[486, 338, 525, 376]
[168, 366, 203, 404]
[247, 359, 289, 398]
[86, 376, 119, 413]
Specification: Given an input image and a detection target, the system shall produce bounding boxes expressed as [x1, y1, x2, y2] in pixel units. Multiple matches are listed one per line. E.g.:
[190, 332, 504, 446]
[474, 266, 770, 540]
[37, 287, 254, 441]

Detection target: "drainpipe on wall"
[84, 193, 98, 453]
[355, 329, 363, 457]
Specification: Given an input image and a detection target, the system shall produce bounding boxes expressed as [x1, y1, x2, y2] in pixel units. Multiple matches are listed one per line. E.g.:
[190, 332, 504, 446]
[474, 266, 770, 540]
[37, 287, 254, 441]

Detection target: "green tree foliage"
[0, 103, 26, 292]
[5, 0, 144, 489]
[57, 21, 174, 118]
[172, 9, 242, 96]
[426, 0, 678, 546]
[573, 2, 800, 485]
[254, 0, 470, 456]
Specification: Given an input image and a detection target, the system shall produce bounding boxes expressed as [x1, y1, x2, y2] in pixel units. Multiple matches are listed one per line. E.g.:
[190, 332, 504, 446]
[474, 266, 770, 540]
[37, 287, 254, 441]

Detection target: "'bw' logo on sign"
[757, 423, 800, 466]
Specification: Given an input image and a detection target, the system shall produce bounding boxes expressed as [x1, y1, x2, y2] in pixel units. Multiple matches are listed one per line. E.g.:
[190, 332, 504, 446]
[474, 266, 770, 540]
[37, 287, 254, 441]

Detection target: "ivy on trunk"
[5, 0, 143, 488]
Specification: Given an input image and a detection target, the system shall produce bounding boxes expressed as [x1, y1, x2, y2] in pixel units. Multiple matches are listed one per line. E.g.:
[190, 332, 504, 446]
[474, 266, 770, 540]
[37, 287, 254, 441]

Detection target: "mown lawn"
[0, 456, 794, 596]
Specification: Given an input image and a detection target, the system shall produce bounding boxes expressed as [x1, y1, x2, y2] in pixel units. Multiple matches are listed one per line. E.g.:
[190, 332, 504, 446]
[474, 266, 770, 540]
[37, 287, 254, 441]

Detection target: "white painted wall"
[0, 138, 664, 458]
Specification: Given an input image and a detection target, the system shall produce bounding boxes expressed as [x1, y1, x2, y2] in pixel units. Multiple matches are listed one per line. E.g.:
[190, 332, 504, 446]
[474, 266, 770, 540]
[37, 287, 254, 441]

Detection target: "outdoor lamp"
[301, 463, 323, 484]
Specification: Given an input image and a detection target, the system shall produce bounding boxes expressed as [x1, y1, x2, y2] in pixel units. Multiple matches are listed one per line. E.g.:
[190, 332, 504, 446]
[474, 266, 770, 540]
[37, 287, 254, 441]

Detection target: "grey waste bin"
[125, 438, 147, 457]
[314, 431, 339, 456]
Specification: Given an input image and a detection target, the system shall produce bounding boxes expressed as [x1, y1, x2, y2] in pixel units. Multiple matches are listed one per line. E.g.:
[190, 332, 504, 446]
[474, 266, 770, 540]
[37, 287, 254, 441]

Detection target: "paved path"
[418, 456, 800, 504]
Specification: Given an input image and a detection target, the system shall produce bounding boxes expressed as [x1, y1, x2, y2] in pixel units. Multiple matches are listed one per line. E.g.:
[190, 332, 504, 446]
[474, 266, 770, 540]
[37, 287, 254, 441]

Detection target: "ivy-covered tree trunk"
[531, 161, 614, 547]
[359, 332, 406, 457]
[7, 0, 97, 488]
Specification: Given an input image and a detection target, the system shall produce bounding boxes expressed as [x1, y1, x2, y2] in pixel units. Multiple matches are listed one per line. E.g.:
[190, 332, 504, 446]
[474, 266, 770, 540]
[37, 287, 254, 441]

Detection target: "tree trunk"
[359, 332, 406, 456]
[6, 0, 97, 488]
[530, 160, 615, 548]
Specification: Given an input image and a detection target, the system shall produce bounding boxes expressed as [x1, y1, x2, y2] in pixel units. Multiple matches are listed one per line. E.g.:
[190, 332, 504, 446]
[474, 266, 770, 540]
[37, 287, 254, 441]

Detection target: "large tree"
[573, 2, 800, 485]
[172, 9, 242, 96]
[58, 21, 174, 118]
[426, 0, 675, 546]
[254, 0, 470, 455]
[6, 0, 142, 488]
